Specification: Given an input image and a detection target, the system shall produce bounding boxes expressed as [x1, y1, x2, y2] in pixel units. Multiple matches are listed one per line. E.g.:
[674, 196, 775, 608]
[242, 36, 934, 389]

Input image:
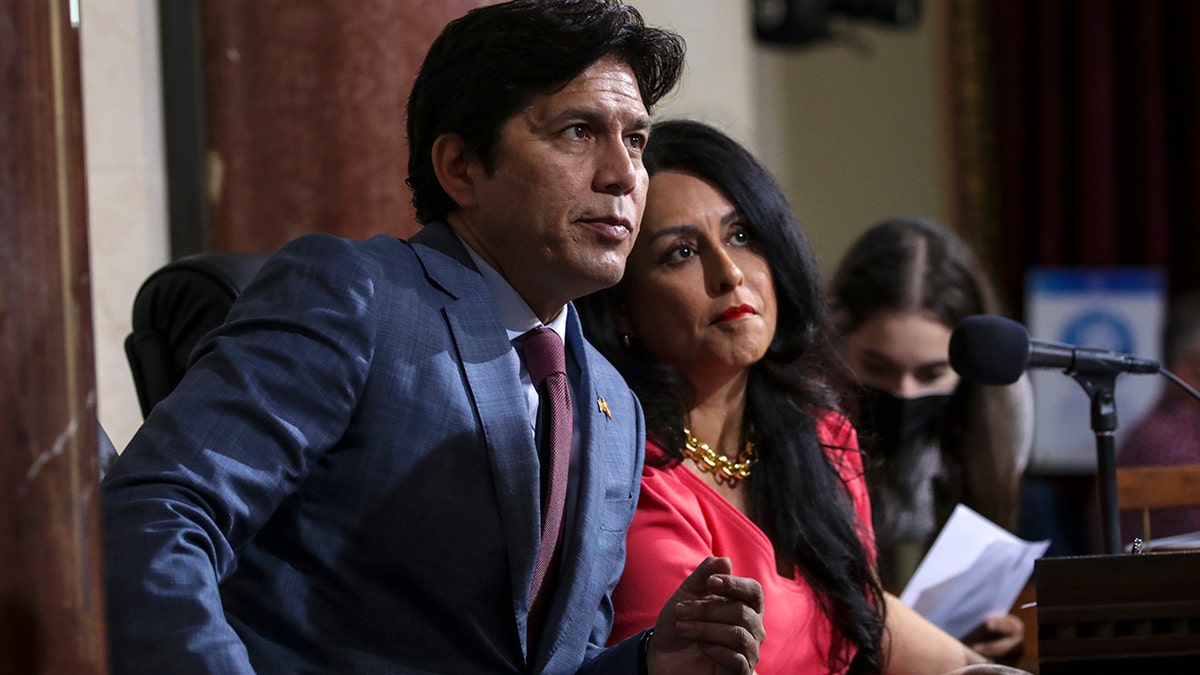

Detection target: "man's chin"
[588, 258, 629, 289]
[561, 266, 625, 302]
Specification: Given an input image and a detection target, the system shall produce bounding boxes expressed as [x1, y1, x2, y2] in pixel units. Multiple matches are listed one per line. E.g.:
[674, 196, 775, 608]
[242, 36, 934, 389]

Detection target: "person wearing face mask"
[830, 217, 1034, 662]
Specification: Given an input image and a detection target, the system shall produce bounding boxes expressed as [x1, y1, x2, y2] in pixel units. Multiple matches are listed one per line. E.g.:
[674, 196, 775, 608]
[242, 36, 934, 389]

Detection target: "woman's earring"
[621, 334, 631, 349]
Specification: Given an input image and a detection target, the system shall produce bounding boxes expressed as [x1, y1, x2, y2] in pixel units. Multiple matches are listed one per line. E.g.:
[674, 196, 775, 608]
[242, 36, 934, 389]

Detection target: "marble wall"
[80, 0, 168, 451]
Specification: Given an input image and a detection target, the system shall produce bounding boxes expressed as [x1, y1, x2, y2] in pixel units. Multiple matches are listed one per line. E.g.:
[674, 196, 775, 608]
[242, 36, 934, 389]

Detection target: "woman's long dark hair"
[578, 120, 885, 674]
[828, 217, 1022, 533]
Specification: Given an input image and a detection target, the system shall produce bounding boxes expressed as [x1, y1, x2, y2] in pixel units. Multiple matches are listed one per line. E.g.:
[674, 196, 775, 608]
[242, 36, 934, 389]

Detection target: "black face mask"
[858, 386, 954, 457]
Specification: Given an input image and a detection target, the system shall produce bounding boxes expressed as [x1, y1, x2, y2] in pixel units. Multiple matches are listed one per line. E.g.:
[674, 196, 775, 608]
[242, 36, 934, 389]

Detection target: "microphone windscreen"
[948, 315, 1030, 385]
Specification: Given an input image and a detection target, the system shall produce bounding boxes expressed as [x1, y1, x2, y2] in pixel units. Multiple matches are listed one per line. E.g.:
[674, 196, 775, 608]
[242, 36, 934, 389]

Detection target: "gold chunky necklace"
[681, 428, 758, 485]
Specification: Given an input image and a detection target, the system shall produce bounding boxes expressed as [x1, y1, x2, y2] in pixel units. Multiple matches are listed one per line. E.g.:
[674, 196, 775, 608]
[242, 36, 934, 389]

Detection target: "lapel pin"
[597, 396, 612, 419]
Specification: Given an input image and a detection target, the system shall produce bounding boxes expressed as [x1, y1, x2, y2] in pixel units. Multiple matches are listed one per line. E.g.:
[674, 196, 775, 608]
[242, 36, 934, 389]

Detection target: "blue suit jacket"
[102, 223, 647, 673]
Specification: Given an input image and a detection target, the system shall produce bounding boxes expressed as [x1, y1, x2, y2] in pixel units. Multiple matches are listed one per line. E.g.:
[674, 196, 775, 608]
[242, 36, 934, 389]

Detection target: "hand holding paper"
[899, 504, 1050, 639]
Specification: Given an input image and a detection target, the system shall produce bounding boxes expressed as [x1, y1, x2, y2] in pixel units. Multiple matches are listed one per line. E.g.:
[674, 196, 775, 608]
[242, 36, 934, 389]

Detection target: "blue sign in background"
[1024, 267, 1166, 473]
[1028, 268, 1165, 296]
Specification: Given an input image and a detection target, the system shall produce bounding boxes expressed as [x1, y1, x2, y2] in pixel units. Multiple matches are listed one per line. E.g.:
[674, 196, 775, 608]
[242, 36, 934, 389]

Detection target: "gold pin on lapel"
[597, 396, 612, 419]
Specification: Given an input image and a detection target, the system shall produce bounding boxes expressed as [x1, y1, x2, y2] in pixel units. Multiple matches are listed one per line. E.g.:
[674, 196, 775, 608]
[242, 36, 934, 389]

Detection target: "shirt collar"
[457, 232, 569, 345]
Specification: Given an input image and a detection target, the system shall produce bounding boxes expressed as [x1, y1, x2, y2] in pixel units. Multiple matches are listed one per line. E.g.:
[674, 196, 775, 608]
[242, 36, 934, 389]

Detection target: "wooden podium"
[1036, 551, 1200, 673]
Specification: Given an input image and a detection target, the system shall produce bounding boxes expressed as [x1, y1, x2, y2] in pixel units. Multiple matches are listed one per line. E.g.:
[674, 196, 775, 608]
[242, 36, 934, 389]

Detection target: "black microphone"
[948, 314, 1161, 385]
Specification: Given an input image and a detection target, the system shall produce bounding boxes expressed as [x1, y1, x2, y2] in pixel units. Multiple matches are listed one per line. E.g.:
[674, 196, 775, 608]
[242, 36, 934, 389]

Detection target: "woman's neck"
[682, 368, 753, 509]
[686, 367, 750, 454]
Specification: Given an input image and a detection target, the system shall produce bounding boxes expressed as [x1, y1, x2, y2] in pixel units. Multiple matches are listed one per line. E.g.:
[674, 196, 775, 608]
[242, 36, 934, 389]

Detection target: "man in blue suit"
[102, 1, 764, 673]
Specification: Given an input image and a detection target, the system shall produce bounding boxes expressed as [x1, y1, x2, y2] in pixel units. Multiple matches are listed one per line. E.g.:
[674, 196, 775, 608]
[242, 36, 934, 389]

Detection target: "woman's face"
[620, 170, 777, 383]
[844, 310, 961, 397]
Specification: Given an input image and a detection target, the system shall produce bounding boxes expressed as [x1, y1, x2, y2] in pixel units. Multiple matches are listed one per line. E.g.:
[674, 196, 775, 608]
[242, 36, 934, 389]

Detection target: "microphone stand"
[1063, 359, 1200, 555]
[1067, 372, 1121, 554]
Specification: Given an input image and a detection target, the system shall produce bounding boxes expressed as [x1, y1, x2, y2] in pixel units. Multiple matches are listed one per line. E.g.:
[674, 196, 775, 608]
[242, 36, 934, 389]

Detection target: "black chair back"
[124, 251, 270, 418]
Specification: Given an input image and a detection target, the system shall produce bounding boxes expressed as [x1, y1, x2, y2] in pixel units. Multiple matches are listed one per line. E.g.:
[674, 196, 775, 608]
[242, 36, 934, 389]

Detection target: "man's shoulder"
[268, 232, 441, 289]
[280, 232, 413, 263]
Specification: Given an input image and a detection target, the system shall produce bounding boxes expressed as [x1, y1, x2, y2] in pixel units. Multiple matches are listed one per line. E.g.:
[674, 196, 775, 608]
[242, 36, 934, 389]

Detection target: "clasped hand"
[648, 556, 765, 675]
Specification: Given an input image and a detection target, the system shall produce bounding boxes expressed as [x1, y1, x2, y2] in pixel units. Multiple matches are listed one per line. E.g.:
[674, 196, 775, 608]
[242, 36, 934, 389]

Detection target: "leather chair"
[124, 251, 271, 419]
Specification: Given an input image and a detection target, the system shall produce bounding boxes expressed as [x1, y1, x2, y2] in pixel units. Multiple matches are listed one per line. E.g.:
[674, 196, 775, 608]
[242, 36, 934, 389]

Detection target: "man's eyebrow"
[553, 107, 651, 132]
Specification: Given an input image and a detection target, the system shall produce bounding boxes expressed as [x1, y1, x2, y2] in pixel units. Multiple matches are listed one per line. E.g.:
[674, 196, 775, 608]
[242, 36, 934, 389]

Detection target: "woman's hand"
[649, 556, 765, 675]
[964, 614, 1024, 662]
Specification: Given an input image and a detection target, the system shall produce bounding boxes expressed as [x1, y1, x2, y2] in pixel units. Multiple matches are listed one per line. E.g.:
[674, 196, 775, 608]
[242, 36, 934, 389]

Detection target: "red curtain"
[992, 0, 1200, 314]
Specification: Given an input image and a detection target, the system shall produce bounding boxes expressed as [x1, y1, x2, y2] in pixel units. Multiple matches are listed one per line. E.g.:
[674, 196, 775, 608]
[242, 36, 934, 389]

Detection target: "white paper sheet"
[898, 504, 1050, 638]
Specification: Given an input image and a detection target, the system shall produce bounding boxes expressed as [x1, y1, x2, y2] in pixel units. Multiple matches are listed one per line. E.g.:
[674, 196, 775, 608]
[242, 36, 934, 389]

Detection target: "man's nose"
[593, 138, 640, 196]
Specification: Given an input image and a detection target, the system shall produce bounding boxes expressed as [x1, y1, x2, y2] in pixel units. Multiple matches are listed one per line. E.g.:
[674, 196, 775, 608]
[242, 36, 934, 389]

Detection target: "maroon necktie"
[516, 327, 571, 647]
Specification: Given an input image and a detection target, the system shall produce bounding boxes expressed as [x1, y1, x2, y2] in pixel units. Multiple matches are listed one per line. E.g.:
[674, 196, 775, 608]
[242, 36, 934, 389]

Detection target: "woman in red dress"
[579, 120, 993, 674]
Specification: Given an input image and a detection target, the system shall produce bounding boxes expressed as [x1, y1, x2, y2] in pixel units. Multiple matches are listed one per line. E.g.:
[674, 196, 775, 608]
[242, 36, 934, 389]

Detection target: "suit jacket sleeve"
[580, 632, 642, 673]
[101, 234, 379, 673]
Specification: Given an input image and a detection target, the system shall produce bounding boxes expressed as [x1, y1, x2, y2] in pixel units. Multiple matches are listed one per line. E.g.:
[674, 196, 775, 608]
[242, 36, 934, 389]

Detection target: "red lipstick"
[715, 304, 756, 323]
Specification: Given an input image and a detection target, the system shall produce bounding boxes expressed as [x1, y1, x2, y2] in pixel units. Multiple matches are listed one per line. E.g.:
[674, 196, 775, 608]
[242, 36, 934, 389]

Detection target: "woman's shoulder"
[811, 409, 869, 486]
[644, 438, 673, 468]
[641, 440, 697, 496]
[815, 409, 856, 445]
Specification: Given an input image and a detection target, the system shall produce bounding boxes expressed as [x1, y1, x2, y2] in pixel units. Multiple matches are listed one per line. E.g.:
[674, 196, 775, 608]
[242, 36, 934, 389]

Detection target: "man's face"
[452, 56, 651, 321]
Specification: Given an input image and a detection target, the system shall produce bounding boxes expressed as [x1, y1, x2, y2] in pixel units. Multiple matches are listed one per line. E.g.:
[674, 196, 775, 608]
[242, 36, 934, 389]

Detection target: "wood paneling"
[202, 0, 494, 252]
[946, 0, 1003, 299]
[0, 0, 106, 672]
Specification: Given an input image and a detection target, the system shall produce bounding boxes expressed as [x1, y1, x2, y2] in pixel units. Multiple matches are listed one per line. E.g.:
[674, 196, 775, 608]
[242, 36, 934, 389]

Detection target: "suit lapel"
[410, 223, 542, 651]
[408, 221, 480, 298]
[536, 304, 629, 669]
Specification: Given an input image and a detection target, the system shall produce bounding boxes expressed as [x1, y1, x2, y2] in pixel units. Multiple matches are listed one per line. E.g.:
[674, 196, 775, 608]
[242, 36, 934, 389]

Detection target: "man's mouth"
[577, 215, 632, 241]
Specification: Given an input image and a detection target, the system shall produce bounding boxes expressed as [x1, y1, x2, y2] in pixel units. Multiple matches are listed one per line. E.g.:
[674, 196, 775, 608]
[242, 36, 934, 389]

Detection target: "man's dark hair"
[406, 0, 685, 225]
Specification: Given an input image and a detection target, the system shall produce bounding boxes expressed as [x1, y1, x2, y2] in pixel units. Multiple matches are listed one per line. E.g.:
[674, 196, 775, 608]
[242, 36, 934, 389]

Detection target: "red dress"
[608, 413, 875, 674]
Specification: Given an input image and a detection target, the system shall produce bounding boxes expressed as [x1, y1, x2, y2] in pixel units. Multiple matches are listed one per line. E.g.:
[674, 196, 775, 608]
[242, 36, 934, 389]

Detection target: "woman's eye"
[727, 223, 755, 247]
[917, 367, 950, 384]
[663, 245, 696, 264]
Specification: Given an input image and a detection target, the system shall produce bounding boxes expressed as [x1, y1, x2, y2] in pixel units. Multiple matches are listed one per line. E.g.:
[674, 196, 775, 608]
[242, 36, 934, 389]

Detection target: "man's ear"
[431, 134, 479, 209]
